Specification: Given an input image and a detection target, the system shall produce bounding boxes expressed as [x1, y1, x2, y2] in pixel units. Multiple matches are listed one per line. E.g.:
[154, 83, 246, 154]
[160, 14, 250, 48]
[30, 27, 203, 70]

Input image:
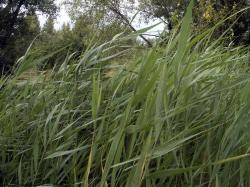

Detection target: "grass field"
[0, 3, 250, 187]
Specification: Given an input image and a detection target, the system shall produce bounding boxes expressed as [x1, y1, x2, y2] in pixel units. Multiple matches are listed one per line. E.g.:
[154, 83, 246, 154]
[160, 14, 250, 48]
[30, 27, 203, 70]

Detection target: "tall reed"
[0, 2, 250, 186]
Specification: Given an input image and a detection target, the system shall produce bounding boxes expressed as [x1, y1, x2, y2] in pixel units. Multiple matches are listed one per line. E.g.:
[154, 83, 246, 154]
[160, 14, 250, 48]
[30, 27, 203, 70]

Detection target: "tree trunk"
[108, 6, 153, 47]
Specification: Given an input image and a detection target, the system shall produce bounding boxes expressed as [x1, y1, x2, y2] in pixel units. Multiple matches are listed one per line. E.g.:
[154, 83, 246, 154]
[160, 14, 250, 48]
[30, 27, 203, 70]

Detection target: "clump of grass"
[0, 2, 250, 186]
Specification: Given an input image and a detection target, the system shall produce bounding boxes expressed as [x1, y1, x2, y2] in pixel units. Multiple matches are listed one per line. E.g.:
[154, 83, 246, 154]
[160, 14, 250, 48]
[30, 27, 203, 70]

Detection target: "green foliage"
[140, 0, 249, 45]
[0, 14, 40, 73]
[194, 0, 249, 45]
[0, 4, 250, 186]
[30, 14, 135, 70]
[43, 16, 55, 35]
[0, 0, 57, 73]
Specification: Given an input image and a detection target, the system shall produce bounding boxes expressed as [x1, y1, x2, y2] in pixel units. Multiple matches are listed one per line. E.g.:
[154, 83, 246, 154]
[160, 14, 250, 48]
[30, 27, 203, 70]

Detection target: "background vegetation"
[1, 0, 249, 73]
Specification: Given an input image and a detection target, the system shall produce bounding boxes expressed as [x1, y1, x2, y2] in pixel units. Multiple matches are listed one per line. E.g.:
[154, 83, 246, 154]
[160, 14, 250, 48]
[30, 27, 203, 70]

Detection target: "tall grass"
[1, 2, 250, 186]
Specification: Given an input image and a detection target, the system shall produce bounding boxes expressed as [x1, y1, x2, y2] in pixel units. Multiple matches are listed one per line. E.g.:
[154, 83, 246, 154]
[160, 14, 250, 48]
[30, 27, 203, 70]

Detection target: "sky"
[38, 0, 71, 30]
[38, 0, 165, 38]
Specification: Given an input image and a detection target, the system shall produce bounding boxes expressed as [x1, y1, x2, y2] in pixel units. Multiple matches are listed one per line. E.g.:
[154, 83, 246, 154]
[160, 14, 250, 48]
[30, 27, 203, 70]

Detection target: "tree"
[139, 0, 189, 30]
[0, 13, 41, 74]
[43, 16, 55, 35]
[64, 0, 152, 47]
[139, 0, 250, 45]
[10, 14, 40, 61]
[0, 0, 57, 73]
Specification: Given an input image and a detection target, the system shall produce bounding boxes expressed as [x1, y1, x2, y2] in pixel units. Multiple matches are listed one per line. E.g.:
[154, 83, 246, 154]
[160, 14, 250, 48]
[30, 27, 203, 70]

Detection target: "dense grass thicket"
[1, 4, 250, 187]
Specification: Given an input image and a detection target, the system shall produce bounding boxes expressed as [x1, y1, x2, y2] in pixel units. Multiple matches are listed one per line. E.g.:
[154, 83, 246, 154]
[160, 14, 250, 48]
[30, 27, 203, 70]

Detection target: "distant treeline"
[0, 0, 249, 74]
